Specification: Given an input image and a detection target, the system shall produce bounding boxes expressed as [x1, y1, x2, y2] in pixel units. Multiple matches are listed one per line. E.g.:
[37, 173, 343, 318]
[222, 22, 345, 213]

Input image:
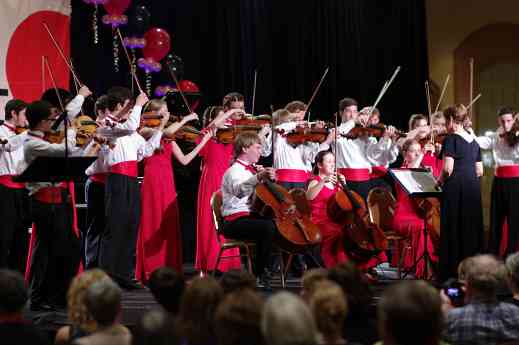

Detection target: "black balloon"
[165, 54, 185, 81]
[127, 5, 151, 37]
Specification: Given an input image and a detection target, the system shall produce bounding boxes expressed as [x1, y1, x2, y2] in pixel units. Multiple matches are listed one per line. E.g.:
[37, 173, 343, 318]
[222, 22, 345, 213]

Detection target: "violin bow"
[365, 66, 401, 126]
[304, 67, 330, 120]
[469, 58, 474, 119]
[165, 59, 193, 115]
[251, 69, 257, 117]
[42, 21, 82, 88]
[465, 93, 482, 111]
[425, 80, 434, 143]
[43, 56, 65, 113]
[116, 28, 144, 94]
[434, 74, 450, 113]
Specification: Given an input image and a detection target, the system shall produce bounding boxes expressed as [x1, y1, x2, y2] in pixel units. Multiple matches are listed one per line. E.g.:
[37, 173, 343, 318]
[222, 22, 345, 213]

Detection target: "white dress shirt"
[106, 130, 162, 167]
[0, 123, 27, 176]
[221, 160, 259, 217]
[333, 120, 375, 170]
[475, 132, 519, 167]
[367, 136, 399, 167]
[96, 105, 142, 139]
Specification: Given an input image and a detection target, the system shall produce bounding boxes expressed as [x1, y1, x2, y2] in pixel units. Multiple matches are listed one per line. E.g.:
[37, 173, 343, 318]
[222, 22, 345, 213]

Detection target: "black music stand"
[16, 157, 96, 183]
[389, 168, 442, 280]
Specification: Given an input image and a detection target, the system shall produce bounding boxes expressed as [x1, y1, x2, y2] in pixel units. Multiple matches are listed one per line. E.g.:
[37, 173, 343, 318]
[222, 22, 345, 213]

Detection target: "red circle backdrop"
[6, 10, 70, 102]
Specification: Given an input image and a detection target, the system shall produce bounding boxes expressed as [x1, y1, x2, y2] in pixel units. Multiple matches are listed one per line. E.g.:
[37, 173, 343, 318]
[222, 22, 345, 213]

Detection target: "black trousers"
[84, 178, 105, 269]
[223, 215, 276, 276]
[489, 176, 519, 256]
[0, 185, 29, 273]
[29, 197, 80, 306]
[99, 173, 140, 286]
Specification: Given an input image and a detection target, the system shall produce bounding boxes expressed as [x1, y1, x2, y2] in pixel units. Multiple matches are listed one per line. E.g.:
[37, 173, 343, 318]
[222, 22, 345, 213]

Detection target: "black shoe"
[256, 274, 272, 291]
[30, 303, 55, 312]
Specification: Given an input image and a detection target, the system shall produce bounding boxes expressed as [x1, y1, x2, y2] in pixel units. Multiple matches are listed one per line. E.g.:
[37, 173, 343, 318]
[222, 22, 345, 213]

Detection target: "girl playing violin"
[390, 139, 438, 279]
[136, 99, 214, 282]
[405, 114, 443, 178]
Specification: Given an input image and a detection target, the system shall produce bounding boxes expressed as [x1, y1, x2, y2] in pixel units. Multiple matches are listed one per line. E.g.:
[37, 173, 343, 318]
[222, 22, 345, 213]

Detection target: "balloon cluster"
[123, 5, 150, 49]
[102, 0, 131, 28]
[137, 28, 171, 73]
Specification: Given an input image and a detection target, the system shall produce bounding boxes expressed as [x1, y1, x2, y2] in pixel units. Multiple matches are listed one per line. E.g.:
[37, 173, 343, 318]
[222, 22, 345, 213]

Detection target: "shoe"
[30, 303, 55, 312]
[256, 274, 272, 291]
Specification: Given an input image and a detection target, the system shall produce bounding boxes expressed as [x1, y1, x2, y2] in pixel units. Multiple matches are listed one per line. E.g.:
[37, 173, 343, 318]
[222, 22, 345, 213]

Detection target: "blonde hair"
[285, 101, 306, 113]
[145, 99, 167, 113]
[233, 131, 261, 159]
[272, 109, 293, 126]
[301, 268, 328, 301]
[309, 280, 348, 341]
[67, 269, 108, 332]
[408, 114, 427, 131]
[202, 105, 224, 128]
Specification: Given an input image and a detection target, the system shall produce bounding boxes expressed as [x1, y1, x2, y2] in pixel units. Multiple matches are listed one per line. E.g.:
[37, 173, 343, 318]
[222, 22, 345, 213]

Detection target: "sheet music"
[390, 169, 441, 195]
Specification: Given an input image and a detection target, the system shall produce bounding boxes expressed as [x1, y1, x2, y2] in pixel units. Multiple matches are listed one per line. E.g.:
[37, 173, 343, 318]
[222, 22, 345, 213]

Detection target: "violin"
[343, 123, 406, 140]
[15, 126, 28, 134]
[327, 179, 388, 261]
[418, 131, 447, 147]
[44, 130, 65, 144]
[141, 112, 166, 128]
[253, 178, 321, 252]
[74, 114, 98, 147]
[215, 115, 271, 144]
[284, 123, 329, 146]
[169, 125, 200, 143]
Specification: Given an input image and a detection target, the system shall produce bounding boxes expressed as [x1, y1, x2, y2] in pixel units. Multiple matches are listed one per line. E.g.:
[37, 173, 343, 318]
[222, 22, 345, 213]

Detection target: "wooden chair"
[367, 187, 410, 279]
[211, 191, 255, 275]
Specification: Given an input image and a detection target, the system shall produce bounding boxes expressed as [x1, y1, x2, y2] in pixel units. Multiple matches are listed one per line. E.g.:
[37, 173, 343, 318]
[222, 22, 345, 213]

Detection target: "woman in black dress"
[438, 105, 484, 281]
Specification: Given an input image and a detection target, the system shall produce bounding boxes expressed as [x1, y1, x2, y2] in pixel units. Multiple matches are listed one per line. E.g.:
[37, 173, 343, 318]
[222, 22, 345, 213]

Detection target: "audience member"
[505, 252, 519, 308]
[262, 292, 318, 345]
[215, 289, 264, 345]
[132, 309, 178, 345]
[219, 269, 256, 295]
[300, 268, 328, 302]
[73, 277, 131, 345]
[0, 269, 50, 345]
[444, 254, 519, 345]
[177, 276, 224, 345]
[308, 280, 348, 345]
[55, 269, 108, 344]
[377, 280, 444, 345]
[148, 267, 186, 315]
[328, 262, 377, 345]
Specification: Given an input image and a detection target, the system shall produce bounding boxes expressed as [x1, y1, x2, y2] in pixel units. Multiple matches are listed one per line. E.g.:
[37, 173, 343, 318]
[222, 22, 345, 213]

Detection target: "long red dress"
[391, 168, 438, 278]
[308, 176, 386, 269]
[195, 138, 241, 272]
[421, 152, 443, 178]
[136, 140, 183, 283]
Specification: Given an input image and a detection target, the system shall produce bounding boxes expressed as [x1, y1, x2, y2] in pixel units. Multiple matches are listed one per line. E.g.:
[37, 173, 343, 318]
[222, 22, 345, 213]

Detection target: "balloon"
[178, 80, 200, 111]
[102, 0, 131, 28]
[142, 28, 171, 62]
[164, 54, 185, 80]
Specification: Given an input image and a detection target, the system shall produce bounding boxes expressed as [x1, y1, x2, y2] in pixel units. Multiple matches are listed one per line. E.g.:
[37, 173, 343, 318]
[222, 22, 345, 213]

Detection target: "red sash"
[337, 168, 370, 182]
[110, 161, 138, 177]
[0, 175, 25, 189]
[90, 173, 108, 184]
[370, 166, 388, 179]
[276, 169, 310, 183]
[224, 211, 250, 222]
[496, 165, 519, 178]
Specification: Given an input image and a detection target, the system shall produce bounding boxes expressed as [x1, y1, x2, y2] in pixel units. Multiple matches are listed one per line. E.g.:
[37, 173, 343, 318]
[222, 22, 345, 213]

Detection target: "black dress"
[439, 133, 484, 281]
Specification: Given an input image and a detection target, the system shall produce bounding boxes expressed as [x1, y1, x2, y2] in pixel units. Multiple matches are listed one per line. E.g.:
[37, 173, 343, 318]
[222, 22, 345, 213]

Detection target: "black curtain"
[70, 0, 429, 264]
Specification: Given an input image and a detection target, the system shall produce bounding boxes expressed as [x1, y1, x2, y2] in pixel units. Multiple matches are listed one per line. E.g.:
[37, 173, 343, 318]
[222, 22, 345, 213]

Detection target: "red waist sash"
[224, 211, 250, 222]
[337, 168, 370, 182]
[276, 169, 310, 183]
[496, 165, 519, 178]
[89, 173, 108, 184]
[110, 161, 138, 177]
[0, 175, 25, 189]
[34, 185, 66, 204]
[370, 166, 388, 179]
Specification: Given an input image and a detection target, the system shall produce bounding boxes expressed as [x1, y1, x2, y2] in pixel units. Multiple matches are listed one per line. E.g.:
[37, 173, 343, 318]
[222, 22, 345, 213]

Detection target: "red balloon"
[143, 28, 171, 62]
[178, 80, 200, 111]
[104, 0, 131, 16]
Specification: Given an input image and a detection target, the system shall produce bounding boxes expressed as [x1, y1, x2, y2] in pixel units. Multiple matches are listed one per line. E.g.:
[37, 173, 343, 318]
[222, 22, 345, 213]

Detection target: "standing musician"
[0, 99, 30, 273]
[472, 107, 519, 257]
[20, 100, 80, 311]
[41, 86, 90, 121]
[221, 131, 277, 288]
[332, 98, 393, 199]
[97, 90, 166, 290]
[390, 139, 438, 278]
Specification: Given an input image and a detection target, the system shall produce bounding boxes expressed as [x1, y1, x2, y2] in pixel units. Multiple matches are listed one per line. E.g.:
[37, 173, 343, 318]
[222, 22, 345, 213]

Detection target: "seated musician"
[221, 131, 277, 288]
[405, 114, 443, 178]
[391, 139, 438, 279]
[307, 150, 387, 274]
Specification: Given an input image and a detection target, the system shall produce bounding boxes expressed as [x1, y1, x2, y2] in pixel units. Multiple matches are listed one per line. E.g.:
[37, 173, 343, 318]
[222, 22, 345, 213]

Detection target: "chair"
[211, 191, 255, 275]
[367, 187, 410, 279]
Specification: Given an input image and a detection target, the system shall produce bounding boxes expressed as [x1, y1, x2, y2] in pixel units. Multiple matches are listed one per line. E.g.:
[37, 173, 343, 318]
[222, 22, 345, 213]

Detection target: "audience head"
[26, 100, 53, 130]
[219, 269, 256, 295]
[457, 256, 474, 284]
[84, 276, 122, 328]
[506, 252, 519, 295]
[0, 269, 27, 316]
[464, 254, 504, 302]
[233, 131, 262, 162]
[308, 280, 347, 343]
[4, 99, 28, 127]
[178, 276, 224, 345]
[148, 267, 185, 315]
[301, 268, 328, 302]
[378, 281, 443, 345]
[328, 262, 373, 316]
[67, 269, 109, 332]
[215, 289, 265, 345]
[132, 309, 178, 345]
[262, 292, 317, 345]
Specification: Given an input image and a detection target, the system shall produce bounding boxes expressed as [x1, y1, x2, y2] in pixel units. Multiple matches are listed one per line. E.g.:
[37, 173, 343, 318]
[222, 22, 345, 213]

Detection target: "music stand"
[389, 168, 442, 280]
[16, 156, 96, 183]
